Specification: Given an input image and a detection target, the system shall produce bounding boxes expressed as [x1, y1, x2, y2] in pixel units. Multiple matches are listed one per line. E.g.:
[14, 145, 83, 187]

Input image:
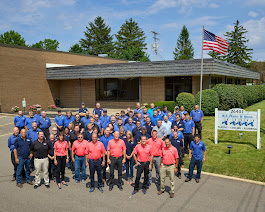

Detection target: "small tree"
[31, 39, 59, 51]
[173, 25, 194, 60]
[69, 43, 86, 54]
[0, 30, 26, 46]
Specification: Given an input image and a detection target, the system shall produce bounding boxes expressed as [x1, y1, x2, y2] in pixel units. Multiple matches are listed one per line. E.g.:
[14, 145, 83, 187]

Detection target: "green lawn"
[184, 100, 265, 182]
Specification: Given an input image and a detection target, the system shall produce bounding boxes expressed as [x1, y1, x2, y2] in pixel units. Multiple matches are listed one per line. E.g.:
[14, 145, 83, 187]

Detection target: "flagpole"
[199, 25, 204, 110]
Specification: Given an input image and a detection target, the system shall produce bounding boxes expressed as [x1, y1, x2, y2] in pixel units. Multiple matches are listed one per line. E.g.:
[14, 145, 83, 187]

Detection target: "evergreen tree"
[69, 43, 85, 54]
[208, 51, 221, 59]
[31, 39, 59, 50]
[79, 16, 114, 55]
[173, 25, 194, 60]
[224, 20, 252, 67]
[0, 30, 26, 46]
[114, 18, 147, 61]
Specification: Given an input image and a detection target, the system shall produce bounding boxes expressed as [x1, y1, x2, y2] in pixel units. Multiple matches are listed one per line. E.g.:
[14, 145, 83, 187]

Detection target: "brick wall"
[142, 77, 165, 103]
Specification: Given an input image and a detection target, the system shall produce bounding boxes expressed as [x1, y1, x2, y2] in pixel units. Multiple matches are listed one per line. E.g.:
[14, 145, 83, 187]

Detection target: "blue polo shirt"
[124, 117, 137, 125]
[147, 108, 155, 116]
[169, 131, 184, 140]
[114, 125, 128, 133]
[183, 120, 195, 134]
[39, 117, 51, 129]
[100, 134, 114, 151]
[161, 110, 168, 117]
[27, 128, 41, 142]
[8, 134, 20, 152]
[134, 133, 151, 144]
[132, 127, 142, 137]
[84, 130, 93, 142]
[144, 123, 155, 135]
[14, 115, 26, 127]
[93, 108, 103, 117]
[14, 137, 32, 159]
[119, 134, 127, 141]
[189, 140, 206, 161]
[179, 111, 187, 120]
[170, 137, 183, 154]
[81, 116, 91, 127]
[124, 123, 136, 132]
[54, 115, 65, 128]
[168, 116, 175, 123]
[190, 110, 204, 122]
[171, 120, 185, 130]
[124, 140, 136, 155]
[79, 107, 88, 114]
[94, 120, 103, 131]
[25, 117, 38, 130]
[150, 115, 159, 126]
[119, 116, 127, 124]
[48, 141, 56, 156]
[64, 116, 75, 128]
[134, 108, 143, 115]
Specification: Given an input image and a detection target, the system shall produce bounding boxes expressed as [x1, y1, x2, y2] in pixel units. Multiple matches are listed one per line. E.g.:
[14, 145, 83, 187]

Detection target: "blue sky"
[1, 0, 265, 61]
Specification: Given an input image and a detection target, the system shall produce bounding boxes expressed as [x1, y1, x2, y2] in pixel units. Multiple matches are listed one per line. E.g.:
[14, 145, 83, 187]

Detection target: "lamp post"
[22, 98, 26, 114]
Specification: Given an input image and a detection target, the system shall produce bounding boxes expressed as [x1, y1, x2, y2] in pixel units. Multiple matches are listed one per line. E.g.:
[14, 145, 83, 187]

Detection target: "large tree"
[173, 25, 194, 60]
[79, 16, 114, 55]
[223, 20, 252, 67]
[0, 30, 26, 46]
[69, 43, 85, 54]
[113, 46, 150, 61]
[114, 18, 147, 61]
[31, 39, 59, 50]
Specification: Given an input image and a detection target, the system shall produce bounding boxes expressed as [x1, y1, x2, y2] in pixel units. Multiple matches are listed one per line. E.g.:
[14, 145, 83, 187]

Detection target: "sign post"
[22, 98, 26, 114]
[215, 108, 261, 149]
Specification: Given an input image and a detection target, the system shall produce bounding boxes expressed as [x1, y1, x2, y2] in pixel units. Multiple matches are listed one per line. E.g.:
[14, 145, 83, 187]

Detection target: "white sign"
[215, 108, 261, 149]
[22, 98, 26, 108]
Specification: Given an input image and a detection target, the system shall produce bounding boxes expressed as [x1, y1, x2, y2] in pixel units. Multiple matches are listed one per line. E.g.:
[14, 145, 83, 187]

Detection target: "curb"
[182, 168, 265, 186]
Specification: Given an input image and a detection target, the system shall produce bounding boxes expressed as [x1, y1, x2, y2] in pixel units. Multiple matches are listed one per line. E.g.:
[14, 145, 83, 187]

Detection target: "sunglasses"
[78, 136, 83, 138]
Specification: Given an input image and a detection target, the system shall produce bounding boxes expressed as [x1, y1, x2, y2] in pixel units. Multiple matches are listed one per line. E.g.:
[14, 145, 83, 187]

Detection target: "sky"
[1, 0, 265, 61]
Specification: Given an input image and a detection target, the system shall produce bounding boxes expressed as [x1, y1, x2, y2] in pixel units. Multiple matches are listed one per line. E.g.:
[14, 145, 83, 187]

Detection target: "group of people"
[8, 102, 206, 197]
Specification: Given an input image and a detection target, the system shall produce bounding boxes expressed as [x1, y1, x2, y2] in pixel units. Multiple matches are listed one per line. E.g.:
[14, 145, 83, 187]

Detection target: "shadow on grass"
[260, 128, 265, 135]
[209, 138, 257, 149]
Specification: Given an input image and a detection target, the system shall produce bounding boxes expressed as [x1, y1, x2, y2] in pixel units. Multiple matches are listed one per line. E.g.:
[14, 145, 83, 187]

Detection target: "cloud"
[248, 11, 259, 18]
[20, 0, 51, 12]
[245, 0, 265, 6]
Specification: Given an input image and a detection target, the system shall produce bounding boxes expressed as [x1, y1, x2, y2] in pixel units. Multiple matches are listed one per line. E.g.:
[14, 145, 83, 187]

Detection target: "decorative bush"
[212, 84, 243, 111]
[153, 101, 176, 112]
[29, 104, 42, 112]
[11, 106, 19, 113]
[195, 89, 219, 115]
[176, 92, 195, 113]
[48, 105, 57, 110]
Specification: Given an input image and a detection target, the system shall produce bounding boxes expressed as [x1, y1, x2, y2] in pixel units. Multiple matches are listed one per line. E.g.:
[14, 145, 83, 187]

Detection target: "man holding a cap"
[79, 102, 88, 118]
[54, 110, 65, 131]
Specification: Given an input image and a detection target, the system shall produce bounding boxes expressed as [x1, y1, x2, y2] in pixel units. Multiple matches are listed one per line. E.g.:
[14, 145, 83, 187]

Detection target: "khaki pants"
[160, 164, 175, 194]
[34, 158, 49, 186]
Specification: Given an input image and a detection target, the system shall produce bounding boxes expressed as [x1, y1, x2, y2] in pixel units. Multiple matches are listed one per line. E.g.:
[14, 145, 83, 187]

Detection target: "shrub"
[176, 92, 195, 113]
[48, 105, 57, 110]
[195, 89, 219, 115]
[244, 85, 259, 104]
[238, 85, 253, 106]
[153, 101, 176, 112]
[11, 106, 19, 113]
[212, 84, 243, 110]
[235, 86, 249, 108]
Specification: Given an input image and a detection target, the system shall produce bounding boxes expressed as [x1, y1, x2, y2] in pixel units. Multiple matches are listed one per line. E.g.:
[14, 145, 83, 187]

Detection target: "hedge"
[212, 84, 243, 111]
[153, 101, 176, 112]
[195, 89, 219, 115]
[176, 92, 195, 113]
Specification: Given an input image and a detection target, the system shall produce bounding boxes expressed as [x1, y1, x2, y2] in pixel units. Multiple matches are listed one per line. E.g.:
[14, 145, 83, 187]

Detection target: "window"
[96, 78, 139, 101]
[226, 78, 233, 84]
[211, 77, 222, 87]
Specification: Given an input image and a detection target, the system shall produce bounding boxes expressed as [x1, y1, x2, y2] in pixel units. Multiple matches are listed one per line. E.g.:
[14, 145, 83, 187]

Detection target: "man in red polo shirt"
[158, 138, 179, 198]
[132, 135, 153, 195]
[107, 131, 126, 191]
[71, 133, 89, 184]
[147, 129, 164, 189]
[86, 133, 106, 193]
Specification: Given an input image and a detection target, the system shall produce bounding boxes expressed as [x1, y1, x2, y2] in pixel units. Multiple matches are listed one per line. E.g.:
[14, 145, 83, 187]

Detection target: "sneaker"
[16, 183, 23, 188]
[132, 190, 138, 195]
[74, 180, 79, 184]
[45, 184, 50, 189]
[142, 189, 147, 194]
[185, 178, 191, 182]
[89, 187, 95, 192]
[98, 187, 103, 193]
[170, 193, 174, 198]
[118, 186, 123, 191]
[157, 190, 164, 195]
[81, 179, 85, 184]
[195, 179, 200, 183]
[34, 185, 38, 189]
[27, 181, 33, 185]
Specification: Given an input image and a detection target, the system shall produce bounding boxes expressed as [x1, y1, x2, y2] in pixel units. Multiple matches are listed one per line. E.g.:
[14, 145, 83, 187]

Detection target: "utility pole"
[151, 31, 159, 61]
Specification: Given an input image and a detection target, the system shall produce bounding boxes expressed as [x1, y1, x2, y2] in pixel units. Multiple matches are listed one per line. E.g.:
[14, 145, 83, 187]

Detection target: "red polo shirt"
[161, 145, 179, 165]
[147, 137, 164, 157]
[54, 141, 68, 156]
[133, 144, 152, 162]
[87, 141, 106, 160]
[72, 140, 89, 156]
[107, 138, 126, 157]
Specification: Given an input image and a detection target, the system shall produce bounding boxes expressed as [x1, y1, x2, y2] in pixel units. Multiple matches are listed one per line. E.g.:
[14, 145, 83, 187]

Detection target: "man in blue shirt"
[168, 111, 175, 123]
[8, 127, 24, 181]
[114, 119, 127, 133]
[93, 103, 103, 117]
[100, 109, 111, 129]
[156, 106, 163, 119]
[100, 127, 114, 183]
[14, 129, 32, 187]
[39, 111, 51, 140]
[185, 134, 206, 183]
[161, 105, 168, 117]
[147, 103, 155, 117]
[171, 114, 184, 132]
[132, 121, 142, 137]
[134, 126, 151, 144]
[54, 110, 65, 131]
[144, 116, 155, 135]
[81, 111, 91, 128]
[179, 106, 188, 120]
[172, 106, 180, 120]
[64, 111, 75, 128]
[119, 110, 127, 124]
[183, 113, 195, 154]
[170, 131, 184, 179]
[14, 111, 26, 132]
[25, 111, 37, 130]
[125, 118, 136, 132]
[33, 108, 42, 125]
[79, 102, 88, 118]
[150, 110, 160, 126]
[134, 102, 143, 115]
[190, 105, 204, 139]
[124, 111, 137, 125]
[94, 114, 104, 135]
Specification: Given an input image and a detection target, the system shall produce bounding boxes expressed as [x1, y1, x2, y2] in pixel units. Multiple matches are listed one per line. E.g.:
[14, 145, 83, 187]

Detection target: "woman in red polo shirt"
[54, 132, 69, 189]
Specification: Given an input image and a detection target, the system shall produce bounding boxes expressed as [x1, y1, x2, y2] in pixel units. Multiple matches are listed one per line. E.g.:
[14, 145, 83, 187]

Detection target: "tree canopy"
[0, 30, 26, 46]
[31, 39, 59, 51]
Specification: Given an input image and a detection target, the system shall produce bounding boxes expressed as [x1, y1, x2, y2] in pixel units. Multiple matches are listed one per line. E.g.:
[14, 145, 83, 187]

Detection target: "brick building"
[0, 44, 260, 112]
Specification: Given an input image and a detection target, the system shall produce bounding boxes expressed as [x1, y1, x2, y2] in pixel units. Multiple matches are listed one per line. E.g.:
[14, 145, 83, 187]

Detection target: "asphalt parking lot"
[0, 114, 265, 212]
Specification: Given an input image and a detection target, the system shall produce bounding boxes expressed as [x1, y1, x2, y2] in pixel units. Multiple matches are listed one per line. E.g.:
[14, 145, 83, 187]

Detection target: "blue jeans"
[187, 157, 203, 179]
[125, 157, 134, 179]
[16, 158, 30, 184]
[75, 156, 86, 181]
[89, 159, 103, 188]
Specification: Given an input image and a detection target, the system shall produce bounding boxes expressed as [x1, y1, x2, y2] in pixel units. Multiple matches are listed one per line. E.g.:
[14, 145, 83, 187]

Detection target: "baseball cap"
[141, 125, 147, 130]
[156, 106, 161, 110]
[103, 109, 107, 112]
[81, 102, 85, 105]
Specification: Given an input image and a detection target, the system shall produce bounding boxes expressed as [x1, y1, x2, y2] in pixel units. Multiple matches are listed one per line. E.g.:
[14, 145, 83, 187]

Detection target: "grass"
[183, 100, 265, 182]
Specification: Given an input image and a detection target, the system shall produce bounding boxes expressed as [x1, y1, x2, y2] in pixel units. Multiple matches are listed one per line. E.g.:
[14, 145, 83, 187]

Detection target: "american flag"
[203, 29, 229, 55]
